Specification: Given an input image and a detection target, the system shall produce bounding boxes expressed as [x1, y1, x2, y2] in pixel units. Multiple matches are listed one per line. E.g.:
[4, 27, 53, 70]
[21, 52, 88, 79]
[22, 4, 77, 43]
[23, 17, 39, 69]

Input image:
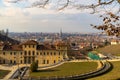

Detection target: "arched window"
[54, 60, 56, 64]
[43, 60, 45, 64]
[40, 52, 42, 55]
[47, 60, 49, 64]
[51, 52, 52, 55]
[10, 60, 12, 64]
[44, 52, 45, 55]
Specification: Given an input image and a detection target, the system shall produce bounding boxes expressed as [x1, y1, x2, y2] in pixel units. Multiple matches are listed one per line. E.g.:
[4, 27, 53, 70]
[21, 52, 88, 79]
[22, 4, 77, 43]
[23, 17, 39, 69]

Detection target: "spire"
[6, 29, 9, 36]
[60, 28, 62, 39]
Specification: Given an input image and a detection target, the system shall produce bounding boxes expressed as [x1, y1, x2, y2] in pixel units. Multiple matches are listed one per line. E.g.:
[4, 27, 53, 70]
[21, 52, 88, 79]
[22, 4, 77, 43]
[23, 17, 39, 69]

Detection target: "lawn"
[96, 44, 120, 56]
[30, 62, 97, 78]
[0, 70, 10, 79]
[88, 61, 120, 80]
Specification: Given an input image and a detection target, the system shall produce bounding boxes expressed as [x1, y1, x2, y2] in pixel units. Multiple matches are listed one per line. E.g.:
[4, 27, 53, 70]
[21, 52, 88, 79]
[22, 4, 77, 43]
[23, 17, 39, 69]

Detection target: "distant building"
[111, 40, 120, 45]
[0, 29, 9, 36]
[0, 40, 68, 66]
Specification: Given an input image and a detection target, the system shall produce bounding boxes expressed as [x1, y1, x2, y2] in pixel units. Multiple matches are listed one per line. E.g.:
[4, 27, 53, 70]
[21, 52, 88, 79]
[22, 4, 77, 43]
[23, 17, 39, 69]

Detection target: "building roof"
[37, 45, 56, 50]
[54, 41, 67, 46]
[21, 40, 38, 45]
[0, 42, 4, 46]
[1, 40, 67, 51]
[2, 44, 22, 51]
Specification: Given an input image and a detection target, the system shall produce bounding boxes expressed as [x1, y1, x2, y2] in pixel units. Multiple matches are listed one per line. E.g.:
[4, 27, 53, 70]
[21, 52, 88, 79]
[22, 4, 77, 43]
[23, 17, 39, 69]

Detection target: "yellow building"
[0, 40, 68, 66]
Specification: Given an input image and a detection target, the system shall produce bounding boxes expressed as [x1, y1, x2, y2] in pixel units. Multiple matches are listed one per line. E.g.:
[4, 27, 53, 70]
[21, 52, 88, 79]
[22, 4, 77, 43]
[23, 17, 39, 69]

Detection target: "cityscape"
[0, 0, 120, 80]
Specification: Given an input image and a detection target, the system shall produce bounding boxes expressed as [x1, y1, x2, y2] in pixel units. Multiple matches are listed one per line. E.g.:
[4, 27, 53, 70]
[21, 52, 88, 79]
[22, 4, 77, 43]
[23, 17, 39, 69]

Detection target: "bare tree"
[5, 0, 120, 11]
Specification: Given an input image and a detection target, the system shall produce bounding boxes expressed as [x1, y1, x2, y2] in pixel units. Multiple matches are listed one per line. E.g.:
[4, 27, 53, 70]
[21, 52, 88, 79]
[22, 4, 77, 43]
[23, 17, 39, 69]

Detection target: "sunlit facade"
[0, 40, 68, 66]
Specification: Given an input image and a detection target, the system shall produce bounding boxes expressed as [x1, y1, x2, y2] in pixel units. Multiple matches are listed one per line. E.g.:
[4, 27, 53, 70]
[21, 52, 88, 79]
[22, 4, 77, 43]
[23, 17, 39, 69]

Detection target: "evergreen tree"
[30, 61, 38, 72]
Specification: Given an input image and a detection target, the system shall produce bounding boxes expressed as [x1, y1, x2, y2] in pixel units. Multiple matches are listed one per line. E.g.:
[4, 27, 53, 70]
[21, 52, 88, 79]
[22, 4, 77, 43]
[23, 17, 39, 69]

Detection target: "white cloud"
[0, 0, 104, 32]
[0, 6, 31, 17]
[3, 0, 13, 7]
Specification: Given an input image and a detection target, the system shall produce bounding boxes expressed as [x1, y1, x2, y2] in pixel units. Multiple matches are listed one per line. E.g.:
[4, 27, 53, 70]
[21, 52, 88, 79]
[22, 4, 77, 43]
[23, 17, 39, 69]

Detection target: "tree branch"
[58, 0, 70, 10]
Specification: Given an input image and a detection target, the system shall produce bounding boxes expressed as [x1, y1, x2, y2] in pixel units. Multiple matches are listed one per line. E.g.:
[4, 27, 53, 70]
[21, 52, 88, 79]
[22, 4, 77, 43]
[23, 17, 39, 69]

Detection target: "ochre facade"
[0, 40, 68, 66]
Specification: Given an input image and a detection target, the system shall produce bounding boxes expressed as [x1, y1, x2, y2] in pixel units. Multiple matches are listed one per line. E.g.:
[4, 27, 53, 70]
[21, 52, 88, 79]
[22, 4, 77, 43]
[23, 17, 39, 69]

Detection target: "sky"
[0, 0, 118, 33]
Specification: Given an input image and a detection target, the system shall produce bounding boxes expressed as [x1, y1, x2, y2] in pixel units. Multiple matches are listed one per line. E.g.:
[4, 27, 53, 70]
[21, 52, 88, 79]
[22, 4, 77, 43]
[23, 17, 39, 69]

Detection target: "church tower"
[60, 28, 63, 40]
[6, 29, 9, 36]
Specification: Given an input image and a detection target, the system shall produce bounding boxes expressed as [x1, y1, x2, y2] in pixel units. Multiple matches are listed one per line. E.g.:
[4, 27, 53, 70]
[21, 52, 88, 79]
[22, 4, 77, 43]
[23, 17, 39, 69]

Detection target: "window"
[3, 60, 5, 64]
[10, 60, 12, 64]
[10, 52, 12, 55]
[54, 60, 56, 64]
[47, 52, 49, 55]
[33, 45, 35, 48]
[40, 52, 42, 55]
[47, 60, 49, 64]
[54, 52, 56, 55]
[24, 51, 27, 55]
[28, 51, 31, 55]
[3, 52, 5, 55]
[29, 45, 30, 48]
[36, 60, 38, 63]
[14, 52, 16, 55]
[43, 60, 45, 64]
[14, 61, 16, 64]
[44, 52, 45, 55]
[37, 52, 39, 55]
[24, 45, 26, 48]
[32, 51, 35, 55]
[21, 52, 22, 55]
[59, 52, 60, 55]
[50, 52, 52, 55]
[21, 60, 22, 64]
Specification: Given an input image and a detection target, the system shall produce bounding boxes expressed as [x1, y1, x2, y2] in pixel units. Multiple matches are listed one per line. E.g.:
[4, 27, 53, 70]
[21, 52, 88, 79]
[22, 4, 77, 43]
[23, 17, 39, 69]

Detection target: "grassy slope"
[30, 62, 97, 77]
[88, 61, 120, 80]
[0, 70, 10, 79]
[96, 44, 120, 56]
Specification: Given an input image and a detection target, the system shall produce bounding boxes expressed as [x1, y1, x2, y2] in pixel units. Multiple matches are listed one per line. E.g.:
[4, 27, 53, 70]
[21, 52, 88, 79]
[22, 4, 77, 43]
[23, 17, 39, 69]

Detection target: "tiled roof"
[0, 42, 4, 46]
[3, 44, 22, 51]
[37, 45, 56, 50]
[54, 41, 67, 46]
[11, 45, 22, 51]
[1, 40, 67, 51]
[21, 40, 38, 45]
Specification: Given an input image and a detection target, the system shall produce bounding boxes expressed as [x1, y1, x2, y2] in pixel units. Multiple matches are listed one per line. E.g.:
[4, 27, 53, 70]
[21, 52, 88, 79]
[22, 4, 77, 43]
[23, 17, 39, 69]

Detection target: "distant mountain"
[0, 34, 20, 44]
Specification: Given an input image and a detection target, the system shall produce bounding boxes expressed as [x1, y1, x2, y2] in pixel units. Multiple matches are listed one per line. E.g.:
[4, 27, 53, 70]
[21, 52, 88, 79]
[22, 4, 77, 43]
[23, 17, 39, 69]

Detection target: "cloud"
[0, 0, 103, 33]
[3, 0, 15, 7]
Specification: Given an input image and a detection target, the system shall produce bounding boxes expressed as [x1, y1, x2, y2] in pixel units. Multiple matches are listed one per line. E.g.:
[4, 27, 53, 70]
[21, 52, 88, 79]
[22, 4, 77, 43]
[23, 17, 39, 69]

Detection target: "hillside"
[0, 34, 19, 44]
[96, 44, 120, 56]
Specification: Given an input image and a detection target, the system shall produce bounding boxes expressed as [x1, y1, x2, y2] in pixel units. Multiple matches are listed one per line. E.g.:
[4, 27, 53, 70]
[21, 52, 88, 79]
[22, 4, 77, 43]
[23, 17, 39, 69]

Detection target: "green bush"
[30, 61, 38, 72]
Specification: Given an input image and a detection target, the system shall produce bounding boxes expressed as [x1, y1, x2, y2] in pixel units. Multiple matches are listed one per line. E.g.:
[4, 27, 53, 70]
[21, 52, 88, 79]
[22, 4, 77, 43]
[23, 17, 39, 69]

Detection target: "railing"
[10, 67, 29, 79]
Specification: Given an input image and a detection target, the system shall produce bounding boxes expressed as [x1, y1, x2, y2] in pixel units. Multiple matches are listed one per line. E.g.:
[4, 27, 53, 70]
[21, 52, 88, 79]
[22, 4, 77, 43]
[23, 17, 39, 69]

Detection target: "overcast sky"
[0, 0, 115, 33]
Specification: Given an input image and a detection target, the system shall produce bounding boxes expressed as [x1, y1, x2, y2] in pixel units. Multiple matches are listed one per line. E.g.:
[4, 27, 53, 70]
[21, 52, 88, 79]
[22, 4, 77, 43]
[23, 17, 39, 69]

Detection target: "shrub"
[30, 61, 38, 72]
